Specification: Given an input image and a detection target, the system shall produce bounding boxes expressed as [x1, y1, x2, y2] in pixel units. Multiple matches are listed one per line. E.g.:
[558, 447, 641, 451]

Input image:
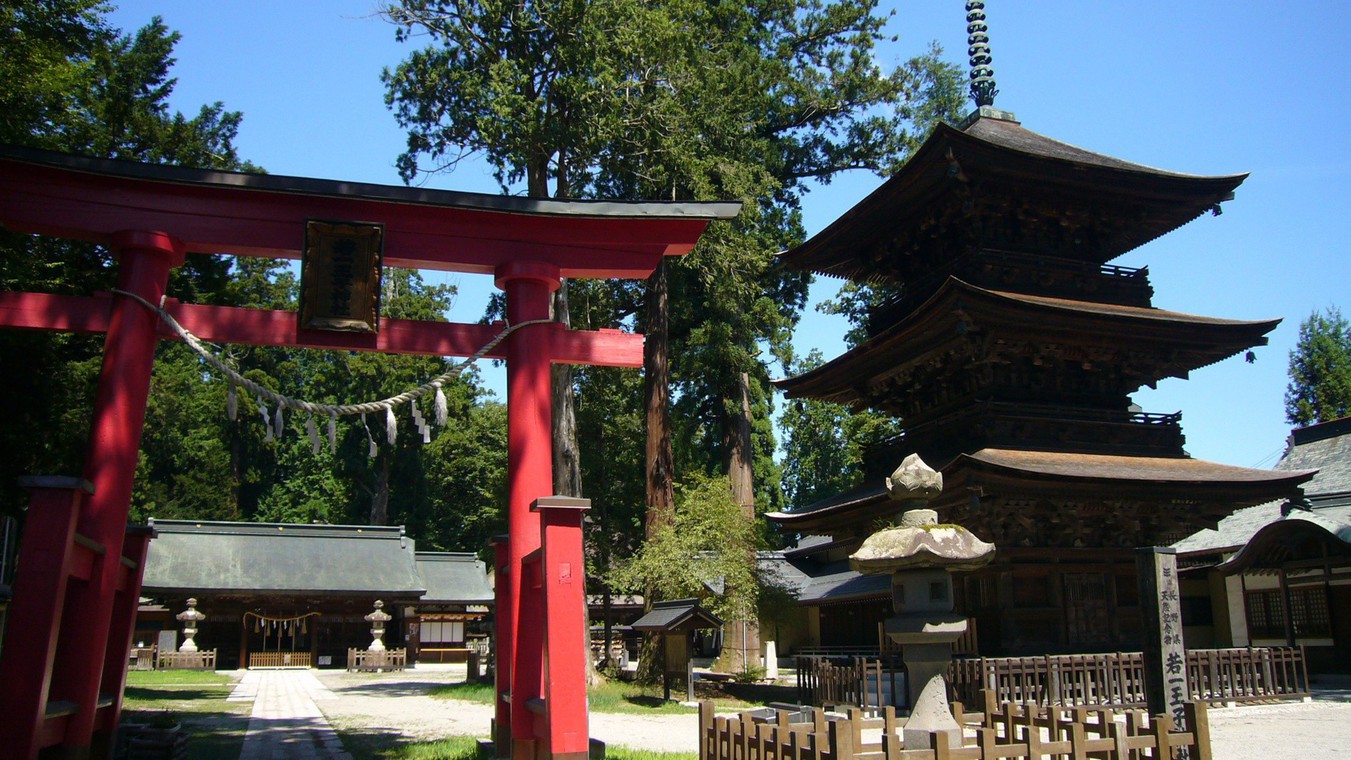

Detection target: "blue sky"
[107, 1, 1350, 471]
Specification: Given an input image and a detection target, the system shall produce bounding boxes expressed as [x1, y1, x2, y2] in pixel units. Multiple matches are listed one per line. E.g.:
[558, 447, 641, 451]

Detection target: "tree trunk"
[369, 458, 390, 525]
[719, 371, 760, 674]
[536, 165, 601, 683]
[644, 259, 676, 537]
[551, 283, 583, 499]
[637, 258, 676, 684]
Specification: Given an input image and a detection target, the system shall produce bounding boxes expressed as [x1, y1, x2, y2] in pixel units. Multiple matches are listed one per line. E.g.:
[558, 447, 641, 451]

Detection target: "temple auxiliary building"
[770, 33, 1314, 653]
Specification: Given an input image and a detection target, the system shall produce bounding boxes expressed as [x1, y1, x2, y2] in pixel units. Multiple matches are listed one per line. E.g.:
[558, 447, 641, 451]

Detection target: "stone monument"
[365, 600, 392, 652]
[175, 598, 205, 653]
[849, 454, 995, 716]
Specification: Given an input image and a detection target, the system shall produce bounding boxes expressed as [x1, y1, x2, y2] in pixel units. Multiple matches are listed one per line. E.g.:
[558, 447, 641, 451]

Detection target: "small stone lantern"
[850, 455, 995, 714]
[365, 600, 392, 652]
[175, 598, 206, 653]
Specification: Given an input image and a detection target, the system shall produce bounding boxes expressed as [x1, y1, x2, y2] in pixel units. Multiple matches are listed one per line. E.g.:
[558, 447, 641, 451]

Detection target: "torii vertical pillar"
[0, 230, 184, 760]
[494, 260, 568, 760]
[65, 231, 184, 757]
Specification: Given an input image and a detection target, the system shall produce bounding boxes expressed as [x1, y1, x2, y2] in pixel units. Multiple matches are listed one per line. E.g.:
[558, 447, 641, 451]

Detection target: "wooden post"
[0, 478, 89, 760]
[1278, 567, 1296, 647]
[686, 633, 695, 704]
[698, 702, 714, 760]
[62, 231, 185, 756]
[535, 496, 592, 760]
[497, 261, 559, 760]
[1136, 547, 1189, 729]
[828, 716, 853, 760]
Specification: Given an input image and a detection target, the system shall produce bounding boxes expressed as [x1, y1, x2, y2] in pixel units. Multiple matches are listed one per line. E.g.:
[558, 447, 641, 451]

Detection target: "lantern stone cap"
[364, 600, 393, 623]
[850, 509, 995, 573]
[175, 597, 205, 622]
[886, 454, 943, 503]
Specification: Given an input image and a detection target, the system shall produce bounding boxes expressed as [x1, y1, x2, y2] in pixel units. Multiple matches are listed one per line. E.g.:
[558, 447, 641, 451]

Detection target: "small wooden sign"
[300, 219, 384, 332]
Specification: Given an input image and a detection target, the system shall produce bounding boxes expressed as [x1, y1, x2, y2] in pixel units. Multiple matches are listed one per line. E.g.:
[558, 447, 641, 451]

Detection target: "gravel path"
[313, 666, 700, 753]
[311, 666, 1351, 757]
[1205, 693, 1351, 760]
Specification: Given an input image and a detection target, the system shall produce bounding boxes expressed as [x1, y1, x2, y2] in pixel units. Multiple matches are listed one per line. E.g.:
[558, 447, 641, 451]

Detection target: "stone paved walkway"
[235, 669, 353, 759]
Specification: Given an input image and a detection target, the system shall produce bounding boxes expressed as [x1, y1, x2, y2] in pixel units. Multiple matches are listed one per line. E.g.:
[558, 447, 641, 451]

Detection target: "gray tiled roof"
[630, 599, 722, 632]
[1175, 417, 1351, 554]
[142, 520, 425, 597]
[415, 553, 493, 604]
[1276, 417, 1351, 493]
[759, 551, 893, 605]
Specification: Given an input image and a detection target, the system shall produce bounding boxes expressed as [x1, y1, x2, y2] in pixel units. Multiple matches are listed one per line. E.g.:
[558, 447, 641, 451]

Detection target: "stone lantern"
[175, 598, 206, 653]
[365, 600, 392, 652]
[849, 455, 995, 713]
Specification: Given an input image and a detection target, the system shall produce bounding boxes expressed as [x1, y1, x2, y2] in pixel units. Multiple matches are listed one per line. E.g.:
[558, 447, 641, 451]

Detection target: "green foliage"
[1285, 306, 1351, 426]
[382, 0, 966, 534]
[0, 3, 256, 517]
[778, 350, 901, 512]
[611, 473, 759, 623]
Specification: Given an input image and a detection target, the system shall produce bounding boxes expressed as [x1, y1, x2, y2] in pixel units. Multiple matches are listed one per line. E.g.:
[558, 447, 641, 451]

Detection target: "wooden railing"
[1187, 647, 1310, 702]
[247, 651, 311, 669]
[155, 650, 217, 670]
[347, 648, 407, 672]
[699, 692, 1211, 760]
[947, 647, 1309, 708]
[796, 656, 903, 710]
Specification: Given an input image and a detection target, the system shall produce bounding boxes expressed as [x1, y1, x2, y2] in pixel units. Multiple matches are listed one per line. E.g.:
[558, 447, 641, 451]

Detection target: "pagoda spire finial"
[966, 1, 998, 107]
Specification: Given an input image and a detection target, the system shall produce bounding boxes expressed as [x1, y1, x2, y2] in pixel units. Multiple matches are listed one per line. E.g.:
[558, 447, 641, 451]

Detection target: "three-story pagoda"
[769, 3, 1314, 654]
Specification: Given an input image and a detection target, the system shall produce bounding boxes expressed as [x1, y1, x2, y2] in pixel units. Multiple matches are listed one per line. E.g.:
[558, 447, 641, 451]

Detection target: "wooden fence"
[796, 656, 904, 710]
[699, 691, 1212, 760]
[946, 647, 1309, 708]
[155, 650, 217, 670]
[347, 647, 407, 672]
[247, 651, 311, 669]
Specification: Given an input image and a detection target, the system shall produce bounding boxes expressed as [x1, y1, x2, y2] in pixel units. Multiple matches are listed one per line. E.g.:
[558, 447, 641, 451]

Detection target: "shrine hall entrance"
[243, 611, 317, 669]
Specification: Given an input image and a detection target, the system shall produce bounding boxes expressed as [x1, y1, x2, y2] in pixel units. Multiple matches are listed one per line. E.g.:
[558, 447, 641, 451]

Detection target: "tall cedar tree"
[1285, 306, 1351, 426]
[382, 0, 964, 669]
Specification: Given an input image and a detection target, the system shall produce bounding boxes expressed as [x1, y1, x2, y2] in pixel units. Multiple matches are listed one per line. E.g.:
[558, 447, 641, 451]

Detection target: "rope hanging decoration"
[112, 288, 553, 456]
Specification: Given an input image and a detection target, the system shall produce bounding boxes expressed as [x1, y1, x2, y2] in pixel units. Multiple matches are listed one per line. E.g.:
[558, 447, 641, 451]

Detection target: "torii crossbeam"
[0, 144, 737, 760]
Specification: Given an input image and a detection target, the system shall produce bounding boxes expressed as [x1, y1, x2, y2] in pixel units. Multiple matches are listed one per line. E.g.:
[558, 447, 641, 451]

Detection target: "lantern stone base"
[884, 614, 967, 708]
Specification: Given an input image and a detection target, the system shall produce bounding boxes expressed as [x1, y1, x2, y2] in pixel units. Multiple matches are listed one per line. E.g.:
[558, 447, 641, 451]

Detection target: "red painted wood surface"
[59, 233, 183, 755]
[0, 146, 729, 758]
[498, 263, 557, 757]
[537, 498, 593, 760]
[0, 481, 86, 759]
[0, 157, 713, 278]
[0, 291, 645, 367]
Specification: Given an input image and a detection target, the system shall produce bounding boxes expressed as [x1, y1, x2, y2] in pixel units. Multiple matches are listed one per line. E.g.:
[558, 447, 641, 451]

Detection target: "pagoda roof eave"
[949, 449, 1316, 495]
[767, 449, 1314, 534]
[779, 118, 1246, 280]
[773, 278, 1279, 403]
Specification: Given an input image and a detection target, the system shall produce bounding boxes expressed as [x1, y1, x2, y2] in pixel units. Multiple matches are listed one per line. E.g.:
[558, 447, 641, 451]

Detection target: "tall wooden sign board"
[1136, 546, 1189, 729]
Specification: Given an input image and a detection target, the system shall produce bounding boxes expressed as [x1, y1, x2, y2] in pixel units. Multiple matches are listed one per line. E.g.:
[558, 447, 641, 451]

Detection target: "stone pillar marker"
[849, 454, 995, 716]
[175, 598, 205, 653]
[1136, 547, 1189, 728]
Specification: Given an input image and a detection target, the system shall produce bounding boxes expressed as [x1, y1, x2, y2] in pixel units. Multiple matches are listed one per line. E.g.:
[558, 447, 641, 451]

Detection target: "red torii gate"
[0, 144, 737, 760]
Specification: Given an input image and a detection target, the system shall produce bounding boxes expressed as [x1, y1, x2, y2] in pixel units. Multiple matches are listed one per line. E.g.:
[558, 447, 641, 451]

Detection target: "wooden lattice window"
[1245, 587, 1331, 639]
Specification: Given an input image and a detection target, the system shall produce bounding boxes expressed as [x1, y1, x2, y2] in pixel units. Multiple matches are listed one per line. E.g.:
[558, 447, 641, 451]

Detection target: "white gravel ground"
[311, 666, 1351, 757]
